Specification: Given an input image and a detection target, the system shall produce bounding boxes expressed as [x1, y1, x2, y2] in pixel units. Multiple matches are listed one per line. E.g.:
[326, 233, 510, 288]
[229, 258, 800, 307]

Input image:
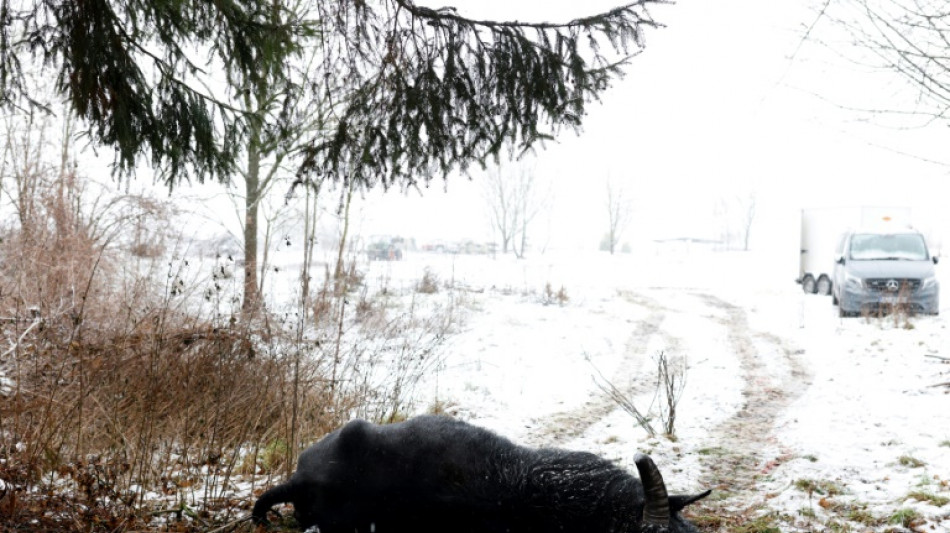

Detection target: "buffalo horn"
[634, 453, 670, 527]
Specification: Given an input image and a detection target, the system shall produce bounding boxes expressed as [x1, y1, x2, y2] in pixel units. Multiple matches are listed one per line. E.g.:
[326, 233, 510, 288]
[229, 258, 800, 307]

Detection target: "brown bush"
[0, 241, 454, 531]
[0, 129, 455, 531]
[0, 168, 348, 530]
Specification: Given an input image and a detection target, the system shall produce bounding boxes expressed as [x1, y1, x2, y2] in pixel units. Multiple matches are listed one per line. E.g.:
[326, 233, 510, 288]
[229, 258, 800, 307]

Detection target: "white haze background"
[356, 0, 950, 251]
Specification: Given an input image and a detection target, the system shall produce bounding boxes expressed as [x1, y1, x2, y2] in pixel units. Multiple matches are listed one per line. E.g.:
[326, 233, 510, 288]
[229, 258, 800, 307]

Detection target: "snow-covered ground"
[9, 237, 941, 530]
[355, 248, 950, 531]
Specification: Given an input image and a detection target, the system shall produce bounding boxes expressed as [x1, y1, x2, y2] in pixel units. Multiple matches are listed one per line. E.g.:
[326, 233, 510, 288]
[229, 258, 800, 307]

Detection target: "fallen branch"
[925, 354, 949, 362]
[2, 318, 44, 359]
[929, 382, 950, 389]
[206, 516, 253, 533]
[587, 356, 656, 438]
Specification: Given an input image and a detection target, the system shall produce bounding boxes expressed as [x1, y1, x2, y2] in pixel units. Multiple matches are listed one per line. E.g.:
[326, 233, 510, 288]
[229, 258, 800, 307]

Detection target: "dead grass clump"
[1, 130, 457, 531]
[0, 309, 347, 526]
[898, 455, 926, 468]
[542, 282, 568, 306]
[416, 268, 439, 294]
[0, 176, 352, 530]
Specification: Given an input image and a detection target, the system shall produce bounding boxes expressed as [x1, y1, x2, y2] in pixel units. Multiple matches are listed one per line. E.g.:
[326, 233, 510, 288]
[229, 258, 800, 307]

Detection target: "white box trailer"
[798, 206, 913, 294]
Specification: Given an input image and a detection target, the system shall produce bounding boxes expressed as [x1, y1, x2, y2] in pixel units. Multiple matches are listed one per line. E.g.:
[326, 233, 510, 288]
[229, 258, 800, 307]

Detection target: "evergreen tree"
[1, 1, 660, 187]
[298, 1, 659, 189]
[1, 0, 308, 185]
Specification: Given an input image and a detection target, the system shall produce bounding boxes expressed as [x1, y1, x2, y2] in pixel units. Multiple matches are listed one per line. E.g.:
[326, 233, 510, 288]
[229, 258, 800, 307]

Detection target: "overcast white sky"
[355, 0, 950, 252]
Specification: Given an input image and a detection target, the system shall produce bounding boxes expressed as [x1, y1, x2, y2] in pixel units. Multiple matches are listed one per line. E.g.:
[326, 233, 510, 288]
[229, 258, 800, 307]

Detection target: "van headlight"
[845, 272, 864, 289]
[920, 276, 939, 290]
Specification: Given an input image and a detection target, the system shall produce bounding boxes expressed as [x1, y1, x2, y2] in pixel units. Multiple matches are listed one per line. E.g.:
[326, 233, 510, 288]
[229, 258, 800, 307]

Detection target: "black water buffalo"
[253, 415, 710, 533]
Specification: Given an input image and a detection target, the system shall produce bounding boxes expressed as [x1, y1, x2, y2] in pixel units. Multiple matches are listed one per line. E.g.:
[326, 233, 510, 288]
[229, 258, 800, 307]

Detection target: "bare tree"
[484, 166, 518, 254]
[604, 177, 633, 254]
[741, 192, 757, 251]
[1, 109, 51, 233]
[484, 163, 547, 258]
[714, 191, 757, 251]
[512, 166, 548, 259]
[229, 0, 338, 315]
[808, 0, 950, 130]
[333, 181, 357, 284]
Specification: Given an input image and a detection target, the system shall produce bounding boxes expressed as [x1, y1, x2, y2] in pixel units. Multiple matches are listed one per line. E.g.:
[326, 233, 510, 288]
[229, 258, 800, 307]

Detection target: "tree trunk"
[334, 183, 354, 286]
[243, 134, 262, 314]
[517, 221, 527, 259]
[301, 180, 321, 318]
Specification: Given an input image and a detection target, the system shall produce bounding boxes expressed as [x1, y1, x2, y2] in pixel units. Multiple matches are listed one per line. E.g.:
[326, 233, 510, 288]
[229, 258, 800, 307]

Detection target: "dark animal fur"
[253, 415, 708, 532]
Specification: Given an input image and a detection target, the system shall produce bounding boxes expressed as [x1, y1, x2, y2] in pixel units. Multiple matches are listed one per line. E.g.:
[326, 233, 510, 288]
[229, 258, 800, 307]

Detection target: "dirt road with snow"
[689, 292, 812, 518]
[521, 287, 813, 525]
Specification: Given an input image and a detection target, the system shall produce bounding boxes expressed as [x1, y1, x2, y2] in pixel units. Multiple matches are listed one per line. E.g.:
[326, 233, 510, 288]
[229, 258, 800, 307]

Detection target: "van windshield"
[849, 233, 929, 261]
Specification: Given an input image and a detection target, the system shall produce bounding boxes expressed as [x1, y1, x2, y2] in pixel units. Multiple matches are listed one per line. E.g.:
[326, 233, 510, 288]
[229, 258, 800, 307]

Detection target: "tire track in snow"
[523, 290, 681, 447]
[692, 293, 810, 502]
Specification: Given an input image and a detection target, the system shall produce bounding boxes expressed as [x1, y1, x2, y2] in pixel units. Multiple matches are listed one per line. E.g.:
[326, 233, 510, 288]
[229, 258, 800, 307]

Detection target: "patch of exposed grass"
[732, 514, 782, 533]
[825, 521, 854, 532]
[898, 455, 926, 468]
[794, 478, 844, 497]
[697, 446, 729, 457]
[939, 440, 950, 448]
[705, 489, 733, 503]
[689, 505, 790, 533]
[267, 438, 292, 468]
[378, 410, 411, 424]
[426, 399, 458, 416]
[908, 491, 950, 507]
[687, 514, 727, 530]
[845, 506, 878, 525]
[888, 508, 920, 527]
[826, 500, 878, 526]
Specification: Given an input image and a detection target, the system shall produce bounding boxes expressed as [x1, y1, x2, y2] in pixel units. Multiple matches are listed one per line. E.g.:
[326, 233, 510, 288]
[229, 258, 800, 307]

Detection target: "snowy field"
[351, 248, 950, 531]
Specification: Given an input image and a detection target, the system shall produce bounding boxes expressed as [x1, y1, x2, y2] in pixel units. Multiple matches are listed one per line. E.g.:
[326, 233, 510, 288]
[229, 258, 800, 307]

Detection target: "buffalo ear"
[669, 490, 712, 513]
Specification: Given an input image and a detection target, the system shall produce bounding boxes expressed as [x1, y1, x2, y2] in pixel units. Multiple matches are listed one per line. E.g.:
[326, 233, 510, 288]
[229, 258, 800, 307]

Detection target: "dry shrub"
[654, 350, 687, 438]
[542, 282, 569, 306]
[0, 172, 346, 529]
[416, 268, 439, 294]
[1, 252, 456, 531]
[0, 300, 351, 525]
[1, 134, 456, 532]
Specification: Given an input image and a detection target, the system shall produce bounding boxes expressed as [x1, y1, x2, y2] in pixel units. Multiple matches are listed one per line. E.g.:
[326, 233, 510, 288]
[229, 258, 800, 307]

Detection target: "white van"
[832, 227, 939, 317]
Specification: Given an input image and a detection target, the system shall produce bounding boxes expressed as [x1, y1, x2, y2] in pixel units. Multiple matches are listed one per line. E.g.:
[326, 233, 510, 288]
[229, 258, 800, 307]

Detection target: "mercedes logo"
[885, 279, 900, 292]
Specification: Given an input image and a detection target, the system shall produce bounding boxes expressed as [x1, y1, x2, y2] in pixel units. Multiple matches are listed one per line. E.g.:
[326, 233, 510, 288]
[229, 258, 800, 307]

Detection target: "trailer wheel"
[801, 275, 816, 294]
[816, 275, 832, 296]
